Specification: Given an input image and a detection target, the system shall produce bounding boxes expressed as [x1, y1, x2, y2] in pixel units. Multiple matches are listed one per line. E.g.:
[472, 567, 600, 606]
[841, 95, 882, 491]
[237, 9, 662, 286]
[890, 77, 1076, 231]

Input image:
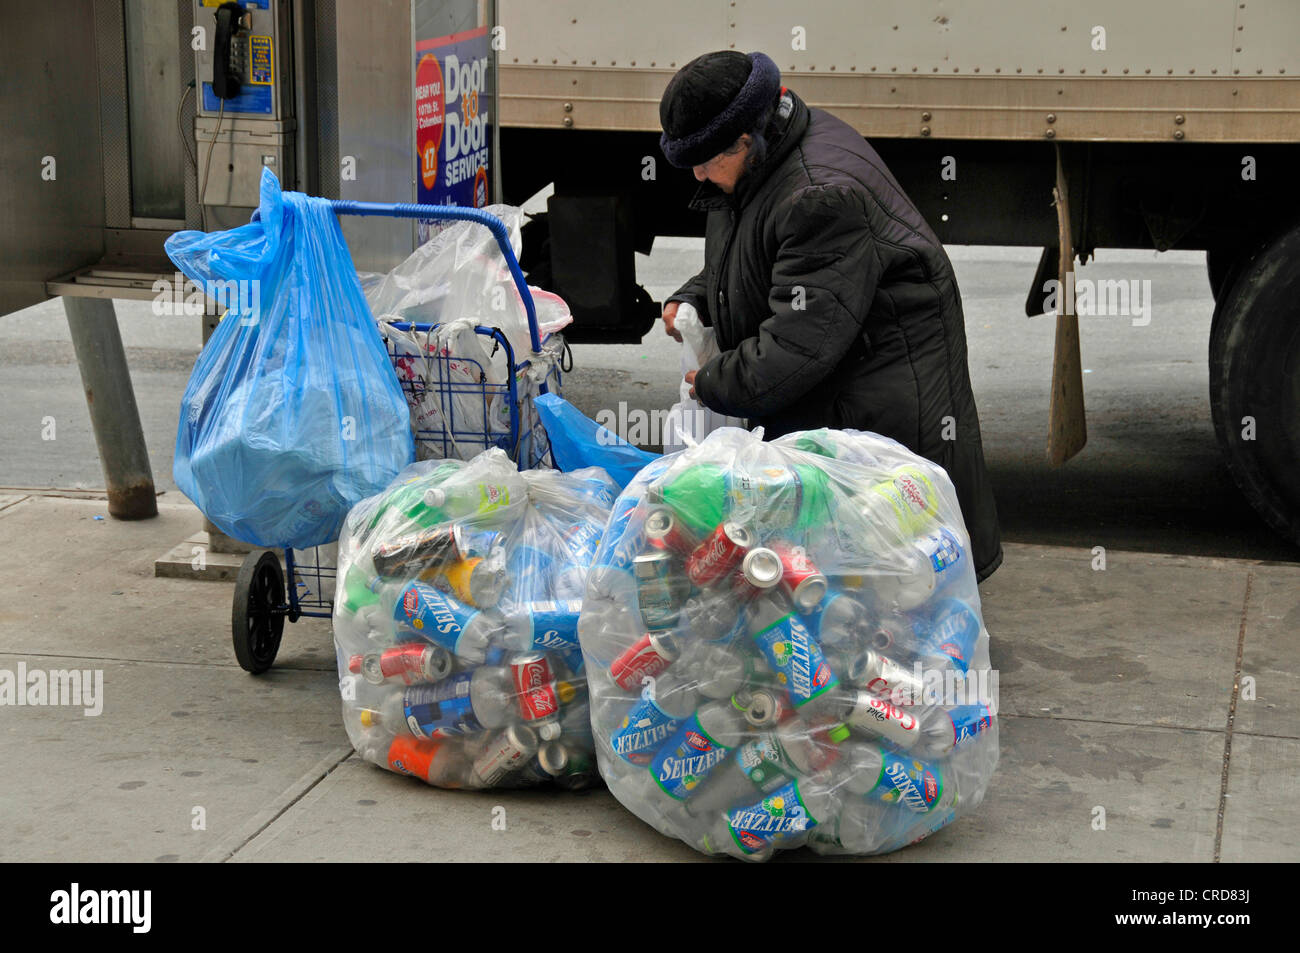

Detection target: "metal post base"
[63, 295, 158, 520]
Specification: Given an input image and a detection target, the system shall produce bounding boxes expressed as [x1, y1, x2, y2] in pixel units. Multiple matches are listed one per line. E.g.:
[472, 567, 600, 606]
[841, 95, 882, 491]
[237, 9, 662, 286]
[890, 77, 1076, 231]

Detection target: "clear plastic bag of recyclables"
[578, 427, 998, 860]
[334, 448, 617, 789]
[166, 169, 415, 548]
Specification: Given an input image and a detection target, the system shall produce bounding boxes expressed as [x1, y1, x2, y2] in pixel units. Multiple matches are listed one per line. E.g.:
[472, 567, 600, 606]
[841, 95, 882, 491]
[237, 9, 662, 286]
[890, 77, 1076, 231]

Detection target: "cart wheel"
[232, 550, 286, 674]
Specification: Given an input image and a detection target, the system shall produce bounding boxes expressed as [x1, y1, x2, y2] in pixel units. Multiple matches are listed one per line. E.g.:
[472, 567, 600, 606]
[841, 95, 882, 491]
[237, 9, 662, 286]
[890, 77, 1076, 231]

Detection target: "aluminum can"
[770, 542, 828, 612]
[511, 652, 561, 736]
[350, 643, 453, 686]
[686, 521, 754, 586]
[473, 723, 539, 786]
[610, 630, 679, 690]
[645, 507, 697, 556]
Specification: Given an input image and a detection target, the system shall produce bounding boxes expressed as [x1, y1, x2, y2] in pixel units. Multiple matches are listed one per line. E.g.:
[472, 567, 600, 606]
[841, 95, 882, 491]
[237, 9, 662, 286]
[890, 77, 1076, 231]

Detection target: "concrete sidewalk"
[0, 491, 1295, 863]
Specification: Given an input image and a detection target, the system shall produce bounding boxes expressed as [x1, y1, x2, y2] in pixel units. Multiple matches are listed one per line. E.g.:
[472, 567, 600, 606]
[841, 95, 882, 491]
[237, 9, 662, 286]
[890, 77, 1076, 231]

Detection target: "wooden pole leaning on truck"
[1047, 143, 1087, 466]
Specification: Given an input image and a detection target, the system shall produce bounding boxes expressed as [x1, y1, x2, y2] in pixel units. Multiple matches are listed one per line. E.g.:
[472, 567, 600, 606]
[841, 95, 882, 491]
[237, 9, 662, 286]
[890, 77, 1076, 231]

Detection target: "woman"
[659, 50, 1002, 580]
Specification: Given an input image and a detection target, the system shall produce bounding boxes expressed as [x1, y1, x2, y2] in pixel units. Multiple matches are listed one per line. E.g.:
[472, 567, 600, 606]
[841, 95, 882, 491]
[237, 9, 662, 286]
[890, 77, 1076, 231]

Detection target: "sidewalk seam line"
[1214, 569, 1252, 864]
[212, 748, 354, 863]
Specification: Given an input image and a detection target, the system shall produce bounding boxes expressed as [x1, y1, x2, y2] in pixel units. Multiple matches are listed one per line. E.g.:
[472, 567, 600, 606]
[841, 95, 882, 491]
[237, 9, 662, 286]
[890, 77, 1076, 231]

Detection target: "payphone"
[193, 0, 295, 225]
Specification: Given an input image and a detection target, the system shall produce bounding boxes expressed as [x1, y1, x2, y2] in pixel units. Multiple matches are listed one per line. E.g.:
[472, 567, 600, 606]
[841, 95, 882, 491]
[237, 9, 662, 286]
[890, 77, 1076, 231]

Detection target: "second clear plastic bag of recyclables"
[578, 427, 999, 861]
[334, 449, 616, 789]
[166, 169, 415, 548]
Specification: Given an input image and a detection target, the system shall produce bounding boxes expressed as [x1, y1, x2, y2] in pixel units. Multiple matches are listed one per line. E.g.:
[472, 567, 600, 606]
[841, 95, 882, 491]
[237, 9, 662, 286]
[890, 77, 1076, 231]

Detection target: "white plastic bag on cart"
[663, 303, 746, 453]
[363, 205, 572, 359]
[578, 427, 999, 861]
[332, 450, 616, 790]
[381, 320, 561, 465]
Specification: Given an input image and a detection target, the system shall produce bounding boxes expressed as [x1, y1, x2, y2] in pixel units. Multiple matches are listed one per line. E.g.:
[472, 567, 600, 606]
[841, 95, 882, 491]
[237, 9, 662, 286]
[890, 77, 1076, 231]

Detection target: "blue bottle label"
[562, 521, 603, 565]
[751, 613, 838, 707]
[871, 750, 946, 814]
[610, 689, 682, 765]
[597, 497, 645, 572]
[524, 600, 584, 650]
[396, 582, 482, 658]
[924, 528, 964, 575]
[725, 780, 817, 854]
[650, 712, 733, 800]
[922, 598, 981, 673]
[950, 704, 992, 749]
[403, 674, 482, 739]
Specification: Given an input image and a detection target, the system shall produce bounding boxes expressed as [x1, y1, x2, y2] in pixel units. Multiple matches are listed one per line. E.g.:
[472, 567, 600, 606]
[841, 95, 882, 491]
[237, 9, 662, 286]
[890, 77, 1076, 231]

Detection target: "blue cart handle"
[328, 200, 543, 355]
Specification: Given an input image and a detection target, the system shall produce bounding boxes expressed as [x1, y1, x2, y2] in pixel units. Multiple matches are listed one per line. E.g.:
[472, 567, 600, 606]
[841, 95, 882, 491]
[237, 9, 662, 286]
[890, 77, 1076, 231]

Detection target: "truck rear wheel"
[1208, 221, 1300, 546]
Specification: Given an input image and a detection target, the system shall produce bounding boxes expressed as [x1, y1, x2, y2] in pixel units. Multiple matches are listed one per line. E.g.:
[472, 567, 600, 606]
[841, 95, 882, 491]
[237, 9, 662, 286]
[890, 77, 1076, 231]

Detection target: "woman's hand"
[662, 300, 683, 343]
[685, 369, 698, 400]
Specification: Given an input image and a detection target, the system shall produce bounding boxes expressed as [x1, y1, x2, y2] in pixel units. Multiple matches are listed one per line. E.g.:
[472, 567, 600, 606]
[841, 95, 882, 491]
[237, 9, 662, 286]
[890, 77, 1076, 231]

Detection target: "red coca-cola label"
[512, 656, 558, 721]
[610, 634, 672, 690]
[380, 644, 429, 681]
[686, 523, 748, 586]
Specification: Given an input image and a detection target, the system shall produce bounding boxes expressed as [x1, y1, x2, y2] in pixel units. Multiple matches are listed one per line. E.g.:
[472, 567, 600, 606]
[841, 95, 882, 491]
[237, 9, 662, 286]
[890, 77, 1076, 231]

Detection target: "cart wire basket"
[232, 201, 561, 674]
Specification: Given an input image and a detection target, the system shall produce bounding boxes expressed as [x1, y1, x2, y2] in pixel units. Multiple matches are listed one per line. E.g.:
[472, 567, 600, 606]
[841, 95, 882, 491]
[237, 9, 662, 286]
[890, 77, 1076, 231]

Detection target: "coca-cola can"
[732, 547, 783, 601]
[771, 543, 829, 612]
[848, 648, 924, 706]
[510, 652, 561, 724]
[473, 723, 539, 786]
[645, 507, 697, 555]
[686, 521, 754, 587]
[350, 644, 453, 685]
[609, 630, 678, 690]
[844, 691, 922, 749]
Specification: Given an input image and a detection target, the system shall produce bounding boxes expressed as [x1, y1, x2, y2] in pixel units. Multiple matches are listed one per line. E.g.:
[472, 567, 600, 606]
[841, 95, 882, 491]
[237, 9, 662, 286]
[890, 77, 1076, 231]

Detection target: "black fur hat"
[659, 51, 781, 169]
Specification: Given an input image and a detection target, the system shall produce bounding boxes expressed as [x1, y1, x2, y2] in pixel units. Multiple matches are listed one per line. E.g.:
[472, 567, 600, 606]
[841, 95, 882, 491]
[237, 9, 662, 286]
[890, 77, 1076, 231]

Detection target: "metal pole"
[63, 295, 158, 520]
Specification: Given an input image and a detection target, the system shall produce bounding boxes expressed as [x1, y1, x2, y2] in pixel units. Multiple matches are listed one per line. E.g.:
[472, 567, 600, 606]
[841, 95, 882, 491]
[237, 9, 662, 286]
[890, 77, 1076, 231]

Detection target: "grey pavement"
[0, 491, 1294, 862]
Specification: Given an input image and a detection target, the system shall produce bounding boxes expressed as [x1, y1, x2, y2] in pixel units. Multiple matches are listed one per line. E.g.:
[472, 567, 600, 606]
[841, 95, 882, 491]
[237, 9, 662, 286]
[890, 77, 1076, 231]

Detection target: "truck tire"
[1208, 221, 1300, 546]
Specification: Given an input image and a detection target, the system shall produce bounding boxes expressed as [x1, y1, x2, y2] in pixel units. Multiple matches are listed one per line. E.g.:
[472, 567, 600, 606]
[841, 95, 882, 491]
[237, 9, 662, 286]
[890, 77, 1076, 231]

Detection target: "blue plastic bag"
[535, 392, 659, 490]
[166, 169, 415, 548]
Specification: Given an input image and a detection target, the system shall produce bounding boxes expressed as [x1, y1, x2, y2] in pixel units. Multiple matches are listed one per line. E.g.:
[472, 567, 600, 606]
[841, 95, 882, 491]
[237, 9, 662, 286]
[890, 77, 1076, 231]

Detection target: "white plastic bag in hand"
[663, 303, 747, 452]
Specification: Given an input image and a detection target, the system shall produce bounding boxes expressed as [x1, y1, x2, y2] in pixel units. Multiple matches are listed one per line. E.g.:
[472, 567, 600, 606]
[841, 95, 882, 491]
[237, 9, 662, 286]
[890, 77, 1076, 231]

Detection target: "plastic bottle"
[649, 462, 832, 536]
[393, 580, 504, 663]
[839, 742, 958, 815]
[647, 698, 750, 800]
[362, 666, 512, 739]
[916, 703, 993, 758]
[608, 672, 699, 765]
[698, 772, 840, 861]
[677, 593, 742, 643]
[501, 599, 584, 653]
[914, 598, 983, 674]
[685, 717, 848, 816]
[677, 640, 747, 700]
[747, 592, 839, 714]
[868, 527, 967, 612]
[803, 591, 874, 647]
[360, 731, 472, 787]
[365, 463, 462, 531]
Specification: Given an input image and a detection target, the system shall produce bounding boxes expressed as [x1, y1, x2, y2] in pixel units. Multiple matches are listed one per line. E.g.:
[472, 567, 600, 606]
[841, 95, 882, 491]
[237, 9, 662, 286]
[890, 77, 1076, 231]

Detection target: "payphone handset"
[212, 2, 251, 99]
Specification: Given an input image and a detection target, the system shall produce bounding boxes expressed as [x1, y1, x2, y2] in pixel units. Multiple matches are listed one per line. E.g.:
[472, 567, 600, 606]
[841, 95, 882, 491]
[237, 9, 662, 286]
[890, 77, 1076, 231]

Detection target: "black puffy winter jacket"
[667, 88, 1002, 581]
